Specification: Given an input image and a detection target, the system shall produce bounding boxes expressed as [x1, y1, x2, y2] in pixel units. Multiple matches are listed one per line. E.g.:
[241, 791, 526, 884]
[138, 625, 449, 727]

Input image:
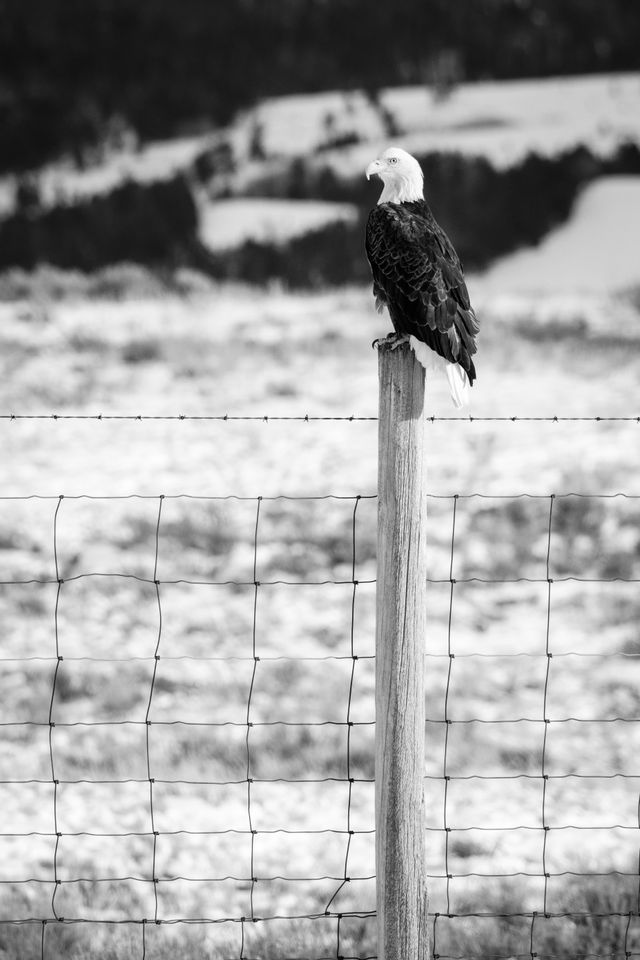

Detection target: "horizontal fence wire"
[0, 491, 639, 959]
[1, 413, 640, 422]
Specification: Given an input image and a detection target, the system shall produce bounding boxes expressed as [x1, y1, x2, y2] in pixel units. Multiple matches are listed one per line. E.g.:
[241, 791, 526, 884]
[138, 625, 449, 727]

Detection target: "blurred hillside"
[2, 1, 640, 287]
[1, 0, 639, 173]
[1, 72, 640, 286]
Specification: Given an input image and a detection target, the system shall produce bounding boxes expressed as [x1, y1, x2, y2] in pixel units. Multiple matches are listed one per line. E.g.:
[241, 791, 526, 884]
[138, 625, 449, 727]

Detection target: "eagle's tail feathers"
[408, 336, 471, 408]
[445, 362, 470, 409]
[408, 336, 434, 371]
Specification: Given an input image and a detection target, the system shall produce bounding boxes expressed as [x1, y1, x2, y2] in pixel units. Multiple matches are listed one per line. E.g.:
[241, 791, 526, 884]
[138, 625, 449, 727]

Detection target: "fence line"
[1, 413, 640, 423]
[1, 486, 640, 957]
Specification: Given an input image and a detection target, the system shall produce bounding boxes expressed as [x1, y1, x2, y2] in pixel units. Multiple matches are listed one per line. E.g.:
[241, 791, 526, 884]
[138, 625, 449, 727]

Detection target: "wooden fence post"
[375, 340, 429, 959]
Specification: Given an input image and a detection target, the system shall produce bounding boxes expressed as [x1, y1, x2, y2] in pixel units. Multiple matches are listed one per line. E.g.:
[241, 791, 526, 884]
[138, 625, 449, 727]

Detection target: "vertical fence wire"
[144, 494, 165, 924]
[442, 493, 458, 921]
[246, 495, 262, 928]
[540, 494, 554, 919]
[50, 495, 64, 924]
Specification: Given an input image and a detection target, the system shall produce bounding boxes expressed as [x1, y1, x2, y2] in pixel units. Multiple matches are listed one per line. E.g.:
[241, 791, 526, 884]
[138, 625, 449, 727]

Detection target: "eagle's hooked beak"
[366, 159, 383, 180]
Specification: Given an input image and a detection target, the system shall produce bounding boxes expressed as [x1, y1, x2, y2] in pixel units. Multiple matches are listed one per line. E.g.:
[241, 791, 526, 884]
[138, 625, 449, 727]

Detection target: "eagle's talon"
[373, 333, 410, 351]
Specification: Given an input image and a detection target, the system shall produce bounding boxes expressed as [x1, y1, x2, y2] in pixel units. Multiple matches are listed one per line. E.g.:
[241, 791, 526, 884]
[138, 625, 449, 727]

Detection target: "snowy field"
[1, 73, 640, 958]
[2, 266, 640, 958]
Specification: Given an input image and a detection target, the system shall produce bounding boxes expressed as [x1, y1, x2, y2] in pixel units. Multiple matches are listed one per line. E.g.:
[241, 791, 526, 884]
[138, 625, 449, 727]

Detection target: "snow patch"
[198, 197, 359, 250]
[481, 175, 640, 295]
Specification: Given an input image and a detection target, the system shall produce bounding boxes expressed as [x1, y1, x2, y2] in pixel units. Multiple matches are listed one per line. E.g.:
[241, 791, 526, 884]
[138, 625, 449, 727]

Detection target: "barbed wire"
[1, 413, 640, 423]
[0, 491, 637, 500]
[1, 492, 639, 959]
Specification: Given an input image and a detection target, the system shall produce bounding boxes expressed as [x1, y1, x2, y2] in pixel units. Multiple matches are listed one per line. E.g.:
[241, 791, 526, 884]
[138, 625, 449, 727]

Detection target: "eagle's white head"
[366, 147, 424, 204]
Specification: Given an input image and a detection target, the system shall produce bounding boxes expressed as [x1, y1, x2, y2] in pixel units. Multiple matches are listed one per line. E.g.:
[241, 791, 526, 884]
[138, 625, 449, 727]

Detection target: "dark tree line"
[0, 176, 197, 270]
[1, 0, 639, 173]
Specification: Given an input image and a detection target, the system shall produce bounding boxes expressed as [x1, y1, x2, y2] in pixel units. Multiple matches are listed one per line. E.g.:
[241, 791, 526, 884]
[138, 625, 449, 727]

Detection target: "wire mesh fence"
[425, 492, 640, 960]
[1, 486, 640, 958]
[0, 493, 378, 959]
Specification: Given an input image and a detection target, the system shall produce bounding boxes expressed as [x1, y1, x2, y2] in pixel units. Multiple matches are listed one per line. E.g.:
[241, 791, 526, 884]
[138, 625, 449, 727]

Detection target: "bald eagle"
[365, 147, 479, 408]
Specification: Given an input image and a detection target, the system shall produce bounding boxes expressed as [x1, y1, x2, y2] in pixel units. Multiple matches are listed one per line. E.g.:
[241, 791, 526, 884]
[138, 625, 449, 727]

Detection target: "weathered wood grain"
[375, 340, 429, 960]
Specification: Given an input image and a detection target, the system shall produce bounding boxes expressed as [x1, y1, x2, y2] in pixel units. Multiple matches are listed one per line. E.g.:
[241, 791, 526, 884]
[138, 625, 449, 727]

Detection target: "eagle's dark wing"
[366, 200, 479, 382]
